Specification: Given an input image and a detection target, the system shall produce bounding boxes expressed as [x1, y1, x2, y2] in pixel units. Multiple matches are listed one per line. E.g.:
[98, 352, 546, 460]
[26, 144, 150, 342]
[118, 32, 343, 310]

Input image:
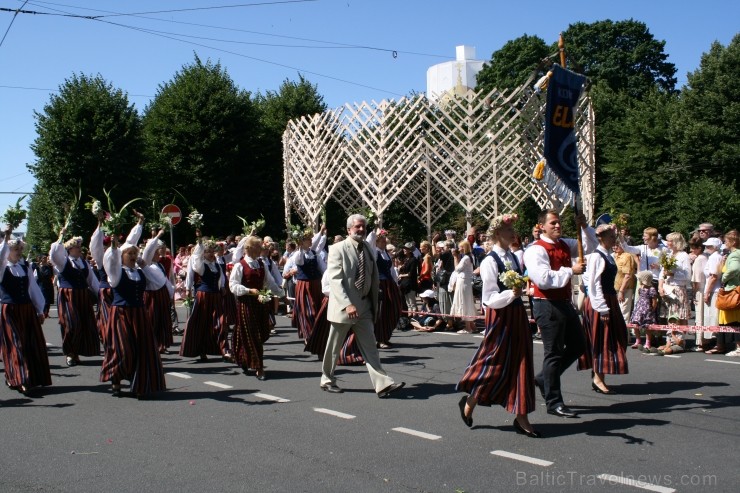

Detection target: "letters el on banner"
[543, 64, 587, 196]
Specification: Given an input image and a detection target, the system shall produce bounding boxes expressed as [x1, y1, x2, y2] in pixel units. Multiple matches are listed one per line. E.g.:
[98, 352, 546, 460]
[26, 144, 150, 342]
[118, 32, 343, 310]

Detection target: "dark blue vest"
[1, 262, 31, 305]
[112, 268, 147, 307]
[486, 250, 523, 306]
[195, 264, 221, 293]
[596, 250, 617, 296]
[98, 265, 111, 289]
[295, 251, 321, 281]
[58, 257, 89, 289]
[376, 251, 393, 281]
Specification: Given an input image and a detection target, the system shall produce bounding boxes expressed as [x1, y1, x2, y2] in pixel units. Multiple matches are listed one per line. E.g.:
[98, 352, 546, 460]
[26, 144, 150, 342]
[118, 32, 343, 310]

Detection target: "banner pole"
[559, 32, 566, 67]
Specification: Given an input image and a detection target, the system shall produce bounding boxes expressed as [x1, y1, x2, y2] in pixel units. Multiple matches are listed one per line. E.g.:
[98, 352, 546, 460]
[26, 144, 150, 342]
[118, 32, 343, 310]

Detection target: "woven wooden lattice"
[283, 82, 595, 229]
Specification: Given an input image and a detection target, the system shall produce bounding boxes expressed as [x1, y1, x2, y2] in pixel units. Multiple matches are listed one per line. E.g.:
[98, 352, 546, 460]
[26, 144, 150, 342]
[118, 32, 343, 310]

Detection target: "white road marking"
[391, 427, 441, 440]
[490, 450, 552, 467]
[46, 343, 54, 347]
[253, 393, 290, 403]
[473, 335, 483, 339]
[533, 340, 543, 345]
[313, 408, 356, 419]
[596, 474, 675, 493]
[166, 372, 192, 379]
[434, 332, 460, 336]
[663, 355, 681, 358]
[705, 358, 740, 365]
[204, 381, 233, 389]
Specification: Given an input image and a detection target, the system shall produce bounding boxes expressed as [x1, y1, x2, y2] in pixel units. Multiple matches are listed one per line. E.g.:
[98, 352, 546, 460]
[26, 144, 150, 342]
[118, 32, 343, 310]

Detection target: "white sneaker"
[725, 348, 740, 357]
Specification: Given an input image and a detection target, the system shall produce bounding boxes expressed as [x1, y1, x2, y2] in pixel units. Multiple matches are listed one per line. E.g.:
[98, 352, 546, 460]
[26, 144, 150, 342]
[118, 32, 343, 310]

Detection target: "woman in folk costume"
[577, 224, 629, 394]
[289, 227, 327, 341]
[367, 228, 402, 349]
[180, 232, 227, 362]
[229, 235, 284, 380]
[50, 226, 100, 367]
[0, 228, 52, 395]
[90, 213, 145, 345]
[456, 214, 539, 438]
[140, 229, 176, 354]
[100, 238, 166, 398]
[215, 242, 238, 337]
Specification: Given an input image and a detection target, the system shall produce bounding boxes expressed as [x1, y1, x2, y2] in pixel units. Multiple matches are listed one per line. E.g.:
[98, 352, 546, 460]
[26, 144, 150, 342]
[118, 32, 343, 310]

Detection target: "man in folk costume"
[524, 209, 597, 418]
[289, 227, 327, 341]
[319, 214, 404, 398]
[50, 227, 100, 367]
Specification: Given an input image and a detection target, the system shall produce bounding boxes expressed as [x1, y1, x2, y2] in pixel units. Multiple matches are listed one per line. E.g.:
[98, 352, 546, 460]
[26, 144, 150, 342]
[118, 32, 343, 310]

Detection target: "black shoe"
[256, 372, 266, 381]
[513, 418, 542, 438]
[534, 379, 545, 399]
[199, 354, 208, 363]
[547, 405, 578, 418]
[378, 382, 405, 398]
[458, 395, 473, 428]
[591, 381, 616, 395]
[321, 384, 343, 394]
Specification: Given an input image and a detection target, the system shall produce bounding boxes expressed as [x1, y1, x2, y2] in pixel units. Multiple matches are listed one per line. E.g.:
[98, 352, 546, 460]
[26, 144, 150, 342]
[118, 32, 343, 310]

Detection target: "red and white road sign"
[161, 204, 182, 226]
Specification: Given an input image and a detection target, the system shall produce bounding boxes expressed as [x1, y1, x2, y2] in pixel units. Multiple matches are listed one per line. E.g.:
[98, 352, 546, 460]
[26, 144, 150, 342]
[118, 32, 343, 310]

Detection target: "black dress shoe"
[513, 418, 542, 438]
[592, 382, 616, 394]
[378, 382, 405, 398]
[321, 384, 343, 393]
[458, 395, 473, 428]
[534, 379, 545, 399]
[256, 373, 266, 381]
[547, 405, 578, 418]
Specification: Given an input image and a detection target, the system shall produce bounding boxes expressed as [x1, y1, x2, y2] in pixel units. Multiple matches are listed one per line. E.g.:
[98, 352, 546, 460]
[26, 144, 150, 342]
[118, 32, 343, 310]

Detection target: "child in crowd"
[656, 330, 685, 355]
[410, 289, 444, 332]
[630, 270, 658, 351]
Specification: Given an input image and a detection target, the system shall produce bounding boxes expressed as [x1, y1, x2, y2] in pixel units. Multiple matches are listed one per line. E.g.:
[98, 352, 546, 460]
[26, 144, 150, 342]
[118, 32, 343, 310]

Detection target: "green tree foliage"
[254, 75, 327, 236]
[671, 177, 740, 235]
[674, 35, 740, 187]
[27, 73, 144, 242]
[25, 187, 60, 254]
[142, 55, 258, 240]
[476, 34, 552, 93]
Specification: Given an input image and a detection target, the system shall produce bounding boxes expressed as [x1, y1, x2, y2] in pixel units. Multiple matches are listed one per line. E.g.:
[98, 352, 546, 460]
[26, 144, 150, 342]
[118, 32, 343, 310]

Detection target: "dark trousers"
[533, 299, 586, 410]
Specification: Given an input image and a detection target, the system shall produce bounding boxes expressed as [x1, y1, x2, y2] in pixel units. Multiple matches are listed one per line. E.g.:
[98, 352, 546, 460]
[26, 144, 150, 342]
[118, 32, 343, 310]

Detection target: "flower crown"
[378, 229, 389, 237]
[595, 223, 618, 236]
[7, 237, 25, 249]
[444, 229, 456, 236]
[488, 213, 519, 233]
[64, 236, 83, 249]
[202, 238, 218, 251]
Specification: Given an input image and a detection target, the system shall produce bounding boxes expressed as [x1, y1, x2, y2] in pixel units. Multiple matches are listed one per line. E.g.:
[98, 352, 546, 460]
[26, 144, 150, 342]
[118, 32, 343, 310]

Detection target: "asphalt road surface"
[1, 306, 738, 493]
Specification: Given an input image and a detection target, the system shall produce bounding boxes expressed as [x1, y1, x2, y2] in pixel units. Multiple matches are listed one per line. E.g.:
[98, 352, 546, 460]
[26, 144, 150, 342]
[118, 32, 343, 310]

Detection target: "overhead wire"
[0, 0, 30, 48]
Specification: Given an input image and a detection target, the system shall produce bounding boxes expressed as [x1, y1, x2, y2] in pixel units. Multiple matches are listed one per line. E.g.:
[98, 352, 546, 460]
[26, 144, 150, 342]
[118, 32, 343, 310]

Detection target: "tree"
[142, 55, 258, 240]
[674, 35, 740, 187]
[27, 73, 144, 240]
[671, 177, 740, 236]
[254, 75, 327, 235]
[476, 34, 551, 93]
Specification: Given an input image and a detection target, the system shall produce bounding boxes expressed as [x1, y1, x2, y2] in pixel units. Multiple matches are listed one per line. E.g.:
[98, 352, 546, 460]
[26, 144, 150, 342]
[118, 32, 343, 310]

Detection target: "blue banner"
[544, 64, 587, 196]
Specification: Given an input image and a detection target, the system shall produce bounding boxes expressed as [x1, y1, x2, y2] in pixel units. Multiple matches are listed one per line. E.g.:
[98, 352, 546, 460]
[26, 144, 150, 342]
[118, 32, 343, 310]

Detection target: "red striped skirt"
[456, 303, 535, 415]
[374, 279, 402, 344]
[179, 291, 223, 357]
[57, 287, 100, 357]
[0, 303, 52, 389]
[144, 285, 174, 350]
[293, 279, 323, 339]
[232, 295, 271, 370]
[100, 305, 166, 395]
[222, 288, 237, 326]
[578, 294, 629, 374]
[304, 296, 330, 357]
[97, 288, 113, 345]
[337, 332, 365, 366]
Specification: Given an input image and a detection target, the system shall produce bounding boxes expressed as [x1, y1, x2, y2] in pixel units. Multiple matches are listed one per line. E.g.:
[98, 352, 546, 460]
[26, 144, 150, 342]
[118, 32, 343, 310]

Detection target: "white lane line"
[533, 340, 543, 345]
[596, 474, 675, 493]
[473, 335, 483, 339]
[490, 450, 552, 467]
[46, 343, 54, 347]
[705, 358, 740, 365]
[663, 355, 681, 358]
[253, 393, 290, 403]
[166, 372, 192, 379]
[313, 408, 356, 419]
[434, 332, 460, 336]
[392, 427, 441, 441]
[204, 381, 233, 389]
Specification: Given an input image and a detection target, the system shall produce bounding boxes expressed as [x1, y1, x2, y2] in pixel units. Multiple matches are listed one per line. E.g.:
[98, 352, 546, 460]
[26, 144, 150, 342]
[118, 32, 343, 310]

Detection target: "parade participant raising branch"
[524, 209, 597, 418]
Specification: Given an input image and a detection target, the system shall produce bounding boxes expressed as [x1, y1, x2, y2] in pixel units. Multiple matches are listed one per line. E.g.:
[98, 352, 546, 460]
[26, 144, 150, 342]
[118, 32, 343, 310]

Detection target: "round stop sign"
[161, 204, 182, 226]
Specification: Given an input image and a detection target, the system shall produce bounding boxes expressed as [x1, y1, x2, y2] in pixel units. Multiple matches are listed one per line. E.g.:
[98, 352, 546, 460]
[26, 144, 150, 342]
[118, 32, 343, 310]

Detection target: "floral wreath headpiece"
[202, 238, 218, 251]
[488, 213, 519, 234]
[64, 236, 83, 250]
[7, 237, 25, 250]
[595, 223, 618, 236]
[444, 229, 456, 237]
[378, 229, 389, 237]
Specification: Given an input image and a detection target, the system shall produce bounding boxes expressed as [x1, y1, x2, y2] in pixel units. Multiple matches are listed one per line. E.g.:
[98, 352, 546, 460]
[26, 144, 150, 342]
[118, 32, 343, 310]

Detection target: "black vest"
[0, 262, 31, 305]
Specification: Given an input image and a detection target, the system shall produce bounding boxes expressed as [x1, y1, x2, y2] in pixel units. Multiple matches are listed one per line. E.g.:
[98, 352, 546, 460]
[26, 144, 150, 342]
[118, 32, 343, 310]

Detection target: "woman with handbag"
[715, 230, 740, 357]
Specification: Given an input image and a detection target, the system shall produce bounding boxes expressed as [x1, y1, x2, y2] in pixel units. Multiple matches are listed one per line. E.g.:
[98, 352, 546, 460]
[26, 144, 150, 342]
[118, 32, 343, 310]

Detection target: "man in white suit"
[320, 214, 405, 398]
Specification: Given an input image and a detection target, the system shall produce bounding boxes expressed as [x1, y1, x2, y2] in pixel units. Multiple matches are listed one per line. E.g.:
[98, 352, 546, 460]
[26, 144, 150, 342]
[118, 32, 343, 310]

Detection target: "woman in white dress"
[450, 240, 477, 333]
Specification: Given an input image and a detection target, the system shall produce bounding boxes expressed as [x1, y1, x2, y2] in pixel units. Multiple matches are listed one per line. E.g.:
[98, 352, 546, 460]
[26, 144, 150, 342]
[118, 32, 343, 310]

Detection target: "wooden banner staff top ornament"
[534, 32, 589, 262]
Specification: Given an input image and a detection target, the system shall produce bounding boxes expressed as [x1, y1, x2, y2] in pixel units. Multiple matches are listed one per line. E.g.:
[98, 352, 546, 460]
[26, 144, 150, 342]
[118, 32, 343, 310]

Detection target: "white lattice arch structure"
[283, 78, 595, 234]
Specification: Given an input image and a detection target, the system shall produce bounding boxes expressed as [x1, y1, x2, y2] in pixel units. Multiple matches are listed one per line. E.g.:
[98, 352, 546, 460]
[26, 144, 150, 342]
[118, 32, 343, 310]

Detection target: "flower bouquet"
[256, 288, 273, 304]
[187, 209, 204, 229]
[150, 213, 172, 232]
[659, 251, 677, 275]
[98, 188, 141, 236]
[237, 215, 265, 236]
[182, 295, 194, 309]
[288, 224, 303, 239]
[86, 198, 104, 220]
[499, 261, 528, 289]
[1, 195, 27, 229]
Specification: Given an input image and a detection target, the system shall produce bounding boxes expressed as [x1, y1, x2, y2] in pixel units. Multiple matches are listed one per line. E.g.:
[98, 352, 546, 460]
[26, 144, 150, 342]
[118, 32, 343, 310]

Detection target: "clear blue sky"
[1, 0, 738, 229]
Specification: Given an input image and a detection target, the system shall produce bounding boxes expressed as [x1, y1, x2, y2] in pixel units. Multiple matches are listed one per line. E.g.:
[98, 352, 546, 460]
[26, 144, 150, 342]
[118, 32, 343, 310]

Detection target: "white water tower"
[426, 45, 484, 102]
